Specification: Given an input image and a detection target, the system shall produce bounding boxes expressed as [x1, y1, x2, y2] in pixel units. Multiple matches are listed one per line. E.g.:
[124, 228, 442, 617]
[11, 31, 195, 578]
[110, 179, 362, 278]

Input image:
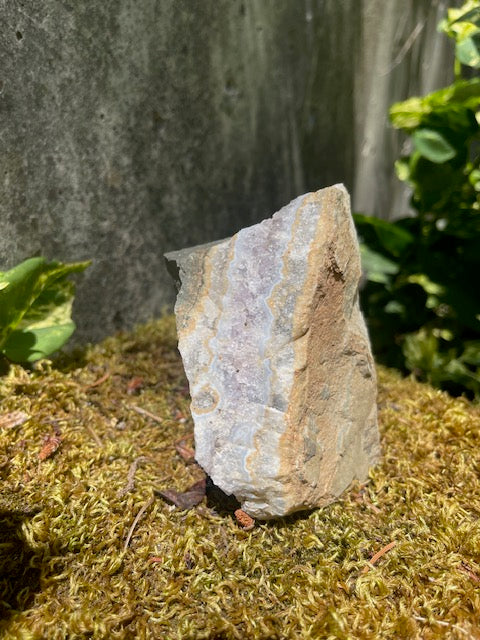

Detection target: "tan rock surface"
[165, 184, 380, 519]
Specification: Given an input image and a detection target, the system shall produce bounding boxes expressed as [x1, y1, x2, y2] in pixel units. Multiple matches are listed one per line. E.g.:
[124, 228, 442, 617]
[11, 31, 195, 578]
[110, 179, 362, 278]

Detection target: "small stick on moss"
[117, 456, 148, 498]
[123, 496, 154, 553]
[459, 561, 480, 583]
[84, 372, 110, 390]
[173, 432, 194, 444]
[413, 615, 469, 636]
[130, 405, 163, 424]
[85, 423, 103, 447]
[362, 540, 396, 574]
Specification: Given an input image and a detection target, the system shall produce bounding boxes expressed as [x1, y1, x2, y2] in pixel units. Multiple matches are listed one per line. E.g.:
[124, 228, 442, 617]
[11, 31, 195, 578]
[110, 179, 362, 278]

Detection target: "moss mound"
[0, 316, 479, 639]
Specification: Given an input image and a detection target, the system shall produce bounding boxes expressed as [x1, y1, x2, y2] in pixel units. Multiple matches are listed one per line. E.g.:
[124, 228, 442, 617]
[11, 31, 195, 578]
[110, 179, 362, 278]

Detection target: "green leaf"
[390, 97, 429, 130]
[413, 128, 457, 163]
[433, 328, 454, 341]
[408, 153, 459, 210]
[2, 279, 78, 362]
[359, 245, 399, 284]
[457, 31, 480, 67]
[462, 341, 480, 366]
[394, 158, 411, 182]
[0, 258, 90, 362]
[407, 274, 446, 311]
[403, 329, 439, 375]
[406, 274, 445, 296]
[452, 6, 480, 26]
[3, 271, 85, 362]
[428, 78, 480, 111]
[423, 105, 479, 143]
[384, 300, 405, 315]
[390, 79, 480, 132]
[0, 257, 48, 346]
[443, 358, 480, 387]
[3, 323, 76, 363]
[440, 2, 480, 39]
[354, 214, 414, 257]
[17, 279, 75, 330]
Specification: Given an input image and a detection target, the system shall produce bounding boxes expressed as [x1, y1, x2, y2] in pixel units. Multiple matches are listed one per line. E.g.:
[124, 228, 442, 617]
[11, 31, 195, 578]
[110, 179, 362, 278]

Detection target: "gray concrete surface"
[0, 0, 456, 343]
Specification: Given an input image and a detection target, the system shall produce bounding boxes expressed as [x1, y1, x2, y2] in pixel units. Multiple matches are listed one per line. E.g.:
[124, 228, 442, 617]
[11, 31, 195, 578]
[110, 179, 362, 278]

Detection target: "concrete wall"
[0, 0, 456, 343]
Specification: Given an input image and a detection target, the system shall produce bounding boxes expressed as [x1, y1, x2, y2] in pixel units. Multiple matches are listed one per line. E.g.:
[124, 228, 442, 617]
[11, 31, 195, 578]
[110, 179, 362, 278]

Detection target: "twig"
[130, 405, 163, 424]
[459, 561, 480, 583]
[123, 496, 154, 553]
[413, 615, 469, 636]
[173, 432, 194, 445]
[85, 423, 103, 447]
[84, 372, 110, 390]
[366, 503, 381, 514]
[117, 456, 148, 498]
[362, 540, 396, 574]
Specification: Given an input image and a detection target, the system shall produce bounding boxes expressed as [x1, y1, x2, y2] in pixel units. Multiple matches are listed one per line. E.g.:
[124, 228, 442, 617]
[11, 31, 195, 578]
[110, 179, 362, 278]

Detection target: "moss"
[0, 315, 479, 639]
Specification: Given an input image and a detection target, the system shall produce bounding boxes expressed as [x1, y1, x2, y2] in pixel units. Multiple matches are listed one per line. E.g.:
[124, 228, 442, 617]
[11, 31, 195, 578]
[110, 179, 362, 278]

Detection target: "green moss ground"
[0, 316, 479, 639]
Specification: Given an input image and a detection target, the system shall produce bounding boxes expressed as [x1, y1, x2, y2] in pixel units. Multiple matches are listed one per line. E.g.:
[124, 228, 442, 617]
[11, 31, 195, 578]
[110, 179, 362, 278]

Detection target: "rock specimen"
[165, 184, 380, 519]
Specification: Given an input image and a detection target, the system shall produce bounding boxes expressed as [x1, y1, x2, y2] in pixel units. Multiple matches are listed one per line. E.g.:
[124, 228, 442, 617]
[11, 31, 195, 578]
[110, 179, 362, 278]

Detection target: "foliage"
[0, 257, 90, 364]
[440, 0, 480, 68]
[357, 0, 480, 398]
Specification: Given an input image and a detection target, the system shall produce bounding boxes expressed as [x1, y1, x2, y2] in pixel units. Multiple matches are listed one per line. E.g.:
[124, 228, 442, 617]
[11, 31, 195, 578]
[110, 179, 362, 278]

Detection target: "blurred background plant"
[355, 0, 480, 399]
[0, 257, 90, 367]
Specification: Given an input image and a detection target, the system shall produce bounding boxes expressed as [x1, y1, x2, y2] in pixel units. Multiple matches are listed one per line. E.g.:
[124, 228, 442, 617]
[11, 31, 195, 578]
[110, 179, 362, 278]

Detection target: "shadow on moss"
[0, 509, 42, 622]
[205, 476, 241, 516]
[0, 356, 10, 377]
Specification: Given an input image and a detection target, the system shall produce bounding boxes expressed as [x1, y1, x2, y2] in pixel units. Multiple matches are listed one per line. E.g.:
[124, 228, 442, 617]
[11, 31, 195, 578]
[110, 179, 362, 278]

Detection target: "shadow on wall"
[0, 1, 456, 344]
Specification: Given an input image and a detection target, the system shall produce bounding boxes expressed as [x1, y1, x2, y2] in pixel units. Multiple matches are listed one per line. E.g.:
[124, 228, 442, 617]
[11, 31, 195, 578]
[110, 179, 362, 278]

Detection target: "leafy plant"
[0, 257, 90, 364]
[356, 0, 480, 398]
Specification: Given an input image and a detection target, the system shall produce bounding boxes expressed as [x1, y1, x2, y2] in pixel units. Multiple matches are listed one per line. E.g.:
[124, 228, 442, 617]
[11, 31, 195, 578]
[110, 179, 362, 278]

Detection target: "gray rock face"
[165, 185, 380, 519]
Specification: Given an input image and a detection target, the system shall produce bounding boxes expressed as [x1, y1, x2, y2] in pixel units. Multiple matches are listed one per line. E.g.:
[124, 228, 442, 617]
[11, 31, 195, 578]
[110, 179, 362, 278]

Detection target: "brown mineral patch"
[280, 186, 378, 514]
